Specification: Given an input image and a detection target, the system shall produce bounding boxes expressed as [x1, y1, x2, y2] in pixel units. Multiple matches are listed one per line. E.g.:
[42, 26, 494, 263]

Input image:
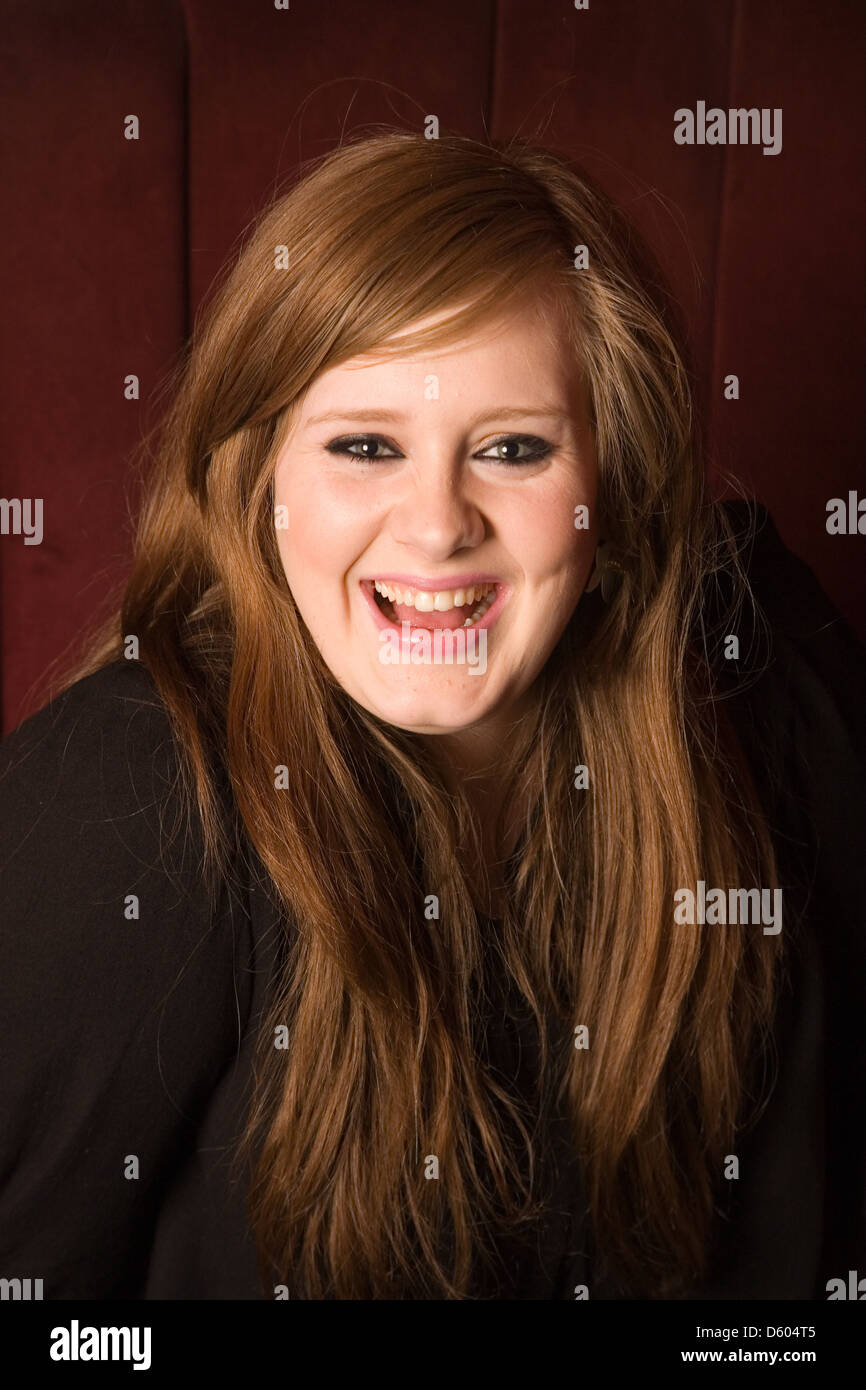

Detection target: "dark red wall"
[2, 0, 863, 730]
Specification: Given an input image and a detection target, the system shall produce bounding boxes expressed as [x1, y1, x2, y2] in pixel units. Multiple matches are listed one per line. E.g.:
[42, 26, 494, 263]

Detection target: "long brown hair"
[60, 129, 782, 1298]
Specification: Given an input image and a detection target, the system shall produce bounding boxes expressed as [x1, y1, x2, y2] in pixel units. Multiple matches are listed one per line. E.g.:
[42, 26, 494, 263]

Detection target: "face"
[272, 295, 598, 752]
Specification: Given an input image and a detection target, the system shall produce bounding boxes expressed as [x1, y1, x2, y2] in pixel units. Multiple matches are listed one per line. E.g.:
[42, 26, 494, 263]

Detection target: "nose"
[390, 454, 486, 559]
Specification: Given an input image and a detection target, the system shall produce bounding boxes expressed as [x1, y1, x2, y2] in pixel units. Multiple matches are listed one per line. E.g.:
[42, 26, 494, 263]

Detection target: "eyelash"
[323, 433, 553, 465]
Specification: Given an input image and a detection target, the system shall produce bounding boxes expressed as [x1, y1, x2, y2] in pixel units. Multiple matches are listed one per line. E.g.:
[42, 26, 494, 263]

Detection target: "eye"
[324, 434, 402, 461]
[475, 435, 553, 465]
[322, 431, 553, 465]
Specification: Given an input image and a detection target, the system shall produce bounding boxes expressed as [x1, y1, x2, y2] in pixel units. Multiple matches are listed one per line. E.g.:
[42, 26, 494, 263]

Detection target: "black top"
[1, 504, 864, 1300]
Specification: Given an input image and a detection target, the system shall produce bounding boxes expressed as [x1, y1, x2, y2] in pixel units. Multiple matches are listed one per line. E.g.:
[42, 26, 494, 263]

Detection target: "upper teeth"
[373, 581, 496, 611]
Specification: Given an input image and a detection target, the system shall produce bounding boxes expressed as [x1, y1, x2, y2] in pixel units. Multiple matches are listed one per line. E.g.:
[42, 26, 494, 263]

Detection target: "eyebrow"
[304, 406, 572, 428]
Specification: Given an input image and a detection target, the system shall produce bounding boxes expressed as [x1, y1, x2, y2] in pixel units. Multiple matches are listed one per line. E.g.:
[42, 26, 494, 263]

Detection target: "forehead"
[299, 295, 583, 415]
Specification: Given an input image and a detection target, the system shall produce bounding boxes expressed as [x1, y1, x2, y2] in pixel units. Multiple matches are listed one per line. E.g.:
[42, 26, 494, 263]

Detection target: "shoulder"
[1, 656, 188, 855]
[0, 655, 241, 904]
[0, 658, 262, 1295]
[715, 503, 866, 1275]
[706, 504, 866, 1033]
[709, 500, 866, 792]
[718, 499, 866, 732]
[0, 656, 242, 1029]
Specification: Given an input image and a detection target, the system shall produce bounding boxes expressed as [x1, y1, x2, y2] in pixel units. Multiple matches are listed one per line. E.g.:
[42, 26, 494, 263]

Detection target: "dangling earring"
[585, 540, 624, 602]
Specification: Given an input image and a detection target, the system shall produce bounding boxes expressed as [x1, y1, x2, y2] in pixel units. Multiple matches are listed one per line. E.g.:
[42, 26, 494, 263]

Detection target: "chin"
[354, 684, 500, 735]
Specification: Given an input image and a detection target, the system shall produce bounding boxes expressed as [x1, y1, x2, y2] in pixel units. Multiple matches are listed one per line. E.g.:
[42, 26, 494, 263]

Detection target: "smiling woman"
[1, 130, 864, 1303]
[271, 292, 597, 743]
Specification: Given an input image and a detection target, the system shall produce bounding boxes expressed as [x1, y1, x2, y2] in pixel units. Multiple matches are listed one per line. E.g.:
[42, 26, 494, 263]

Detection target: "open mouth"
[360, 579, 508, 632]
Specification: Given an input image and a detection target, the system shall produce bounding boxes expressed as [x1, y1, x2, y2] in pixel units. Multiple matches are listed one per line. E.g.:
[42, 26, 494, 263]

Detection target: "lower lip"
[359, 581, 511, 635]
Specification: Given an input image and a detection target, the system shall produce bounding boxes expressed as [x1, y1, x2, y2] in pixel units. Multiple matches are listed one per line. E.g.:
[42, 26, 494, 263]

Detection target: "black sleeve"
[0, 659, 247, 1297]
[720, 502, 866, 1283]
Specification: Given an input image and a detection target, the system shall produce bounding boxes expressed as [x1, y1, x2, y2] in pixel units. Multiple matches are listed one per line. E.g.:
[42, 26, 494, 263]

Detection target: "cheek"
[510, 489, 597, 595]
[274, 465, 375, 580]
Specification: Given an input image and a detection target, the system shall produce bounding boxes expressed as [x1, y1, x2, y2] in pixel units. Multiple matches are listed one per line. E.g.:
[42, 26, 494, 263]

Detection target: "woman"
[1, 130, 863, 1301]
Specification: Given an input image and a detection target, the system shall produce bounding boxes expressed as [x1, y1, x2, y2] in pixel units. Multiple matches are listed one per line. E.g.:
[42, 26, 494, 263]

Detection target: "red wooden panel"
[711, 0, 866, 637]
[490, 0, 735, 419]
[0, 0, 187, 730]
[2, 0, 862, 732]
[182, 0, 498, 315]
